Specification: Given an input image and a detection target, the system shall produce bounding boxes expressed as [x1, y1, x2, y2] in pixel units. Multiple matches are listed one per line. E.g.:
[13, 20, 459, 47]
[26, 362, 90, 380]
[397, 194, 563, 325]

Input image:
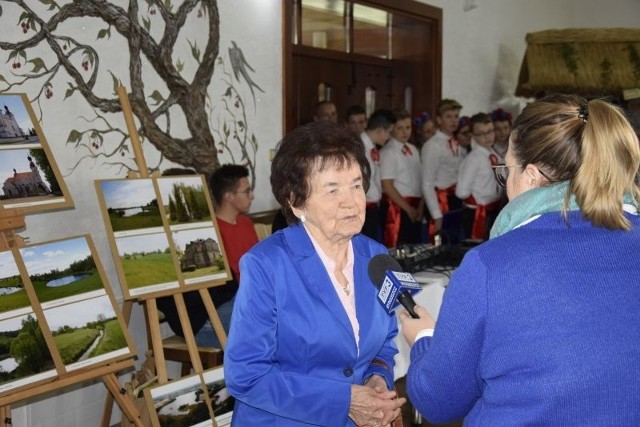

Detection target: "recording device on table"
[389, 242, 441, 273]
[389, 209, 480, 273]
[368, 253, 422, 319]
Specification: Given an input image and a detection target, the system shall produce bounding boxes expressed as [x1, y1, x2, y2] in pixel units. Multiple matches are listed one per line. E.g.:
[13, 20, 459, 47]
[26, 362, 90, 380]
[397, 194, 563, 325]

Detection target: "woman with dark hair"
[225, 121, 405, 426]
[400, 94, 640, 425]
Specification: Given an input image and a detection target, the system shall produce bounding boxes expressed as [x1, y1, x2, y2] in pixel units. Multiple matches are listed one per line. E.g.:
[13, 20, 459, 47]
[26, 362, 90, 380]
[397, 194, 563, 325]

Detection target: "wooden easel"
[0, 205, 24, 426]
[0, 207, 143, 427]
[100, 86, 227, 426]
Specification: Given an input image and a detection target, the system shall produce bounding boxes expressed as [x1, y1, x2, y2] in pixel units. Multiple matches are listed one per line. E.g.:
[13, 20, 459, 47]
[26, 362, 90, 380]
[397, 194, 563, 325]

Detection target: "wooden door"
[292, 54, 393, 126]
[283, 0, 443, 134]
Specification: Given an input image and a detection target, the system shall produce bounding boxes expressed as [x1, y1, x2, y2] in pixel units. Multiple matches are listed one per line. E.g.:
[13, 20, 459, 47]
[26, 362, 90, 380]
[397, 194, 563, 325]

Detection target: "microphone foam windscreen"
[368, 253, 403, 288]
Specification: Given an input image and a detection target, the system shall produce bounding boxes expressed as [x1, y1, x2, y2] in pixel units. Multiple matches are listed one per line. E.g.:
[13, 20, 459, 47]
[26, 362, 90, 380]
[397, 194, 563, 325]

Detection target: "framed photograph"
[0, 93, 73, 213]
[0, 235, 136, 399]
[0, 250, 31, 319]
[0, 312, 57, 396]
[144, 366, 233, 427]
[96, 176, 231, 300]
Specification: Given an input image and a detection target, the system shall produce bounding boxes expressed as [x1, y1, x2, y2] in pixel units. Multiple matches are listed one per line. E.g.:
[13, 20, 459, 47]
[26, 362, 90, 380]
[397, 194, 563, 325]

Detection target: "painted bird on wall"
[228, 40, 264, 108]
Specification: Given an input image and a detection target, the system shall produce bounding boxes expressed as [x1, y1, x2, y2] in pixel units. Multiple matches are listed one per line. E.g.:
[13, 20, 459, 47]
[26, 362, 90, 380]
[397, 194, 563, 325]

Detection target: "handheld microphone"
[368, 253, 421, 319]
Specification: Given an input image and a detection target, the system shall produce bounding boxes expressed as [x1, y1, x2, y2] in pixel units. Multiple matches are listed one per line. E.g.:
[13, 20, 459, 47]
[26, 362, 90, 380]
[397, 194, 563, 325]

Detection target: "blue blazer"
[224, 224, 399, 426]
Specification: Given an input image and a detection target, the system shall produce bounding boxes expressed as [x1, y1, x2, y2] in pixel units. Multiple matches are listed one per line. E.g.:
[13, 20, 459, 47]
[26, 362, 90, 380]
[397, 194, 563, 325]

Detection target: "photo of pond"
[0, 251, 30, 316]
[98, 179, 164, 233]
[46, 273, 91, 287]
[19, 236, 104, 305]
[0, 312, 57, 396]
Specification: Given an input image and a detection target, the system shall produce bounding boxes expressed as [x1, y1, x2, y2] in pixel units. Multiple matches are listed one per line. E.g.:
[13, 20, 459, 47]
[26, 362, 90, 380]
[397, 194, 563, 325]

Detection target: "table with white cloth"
[393, 269, 452, 380]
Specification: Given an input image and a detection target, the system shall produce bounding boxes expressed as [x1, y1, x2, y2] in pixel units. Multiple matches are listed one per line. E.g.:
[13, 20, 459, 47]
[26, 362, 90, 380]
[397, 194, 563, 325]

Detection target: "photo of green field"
[99, 179, 163, 232]
[19, 236, 104, 306]
[172, 227, 229, 285]
[115, 232, 178, 291]
[0, 313, 56, 393]
[156, 176, 213, 226]
[42, 294, 130, 369]
[0, 251, 30, 315]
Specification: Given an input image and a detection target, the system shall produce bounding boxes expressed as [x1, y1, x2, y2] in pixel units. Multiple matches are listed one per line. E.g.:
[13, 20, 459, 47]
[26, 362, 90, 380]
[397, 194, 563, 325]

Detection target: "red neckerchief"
[401, 143, 413, 156]
[448, 137, 459, 156]
[371, 147, 380, 162]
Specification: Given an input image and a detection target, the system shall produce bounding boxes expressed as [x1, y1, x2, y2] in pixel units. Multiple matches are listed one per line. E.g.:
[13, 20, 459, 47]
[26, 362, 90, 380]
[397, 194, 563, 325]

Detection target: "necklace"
[342, 281, 351, 296]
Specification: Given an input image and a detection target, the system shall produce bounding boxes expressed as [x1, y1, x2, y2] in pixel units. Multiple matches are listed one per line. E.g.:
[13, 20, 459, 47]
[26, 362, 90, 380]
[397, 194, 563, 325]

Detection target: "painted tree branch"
[0, 0, 226, 176]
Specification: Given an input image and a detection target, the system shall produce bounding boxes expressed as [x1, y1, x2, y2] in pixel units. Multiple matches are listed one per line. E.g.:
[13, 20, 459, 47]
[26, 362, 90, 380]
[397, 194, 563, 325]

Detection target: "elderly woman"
[400, 94, 640, 425]
[224, 121, 405, 426]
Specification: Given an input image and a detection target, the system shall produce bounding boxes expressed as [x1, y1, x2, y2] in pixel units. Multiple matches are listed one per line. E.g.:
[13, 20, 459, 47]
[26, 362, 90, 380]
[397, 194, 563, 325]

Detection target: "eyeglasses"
[473, 129, 495, 138]
[492, 164, 521, 187]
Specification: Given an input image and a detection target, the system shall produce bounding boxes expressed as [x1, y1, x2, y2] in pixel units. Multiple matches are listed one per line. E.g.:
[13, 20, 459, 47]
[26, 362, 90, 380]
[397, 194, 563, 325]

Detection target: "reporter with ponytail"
[400, 94, 640, 425]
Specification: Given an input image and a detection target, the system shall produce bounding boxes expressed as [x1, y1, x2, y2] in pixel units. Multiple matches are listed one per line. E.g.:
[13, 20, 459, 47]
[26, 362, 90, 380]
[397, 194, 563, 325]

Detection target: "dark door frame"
[282, 0, 443, 133]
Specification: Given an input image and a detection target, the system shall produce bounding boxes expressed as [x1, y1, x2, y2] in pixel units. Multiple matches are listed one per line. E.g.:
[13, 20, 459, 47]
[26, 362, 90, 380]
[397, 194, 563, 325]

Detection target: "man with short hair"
[314, 101, 337, 124]
[360, 109, 394, 242]
[346, 104, 367, 134]
[490, 108, 512, 158]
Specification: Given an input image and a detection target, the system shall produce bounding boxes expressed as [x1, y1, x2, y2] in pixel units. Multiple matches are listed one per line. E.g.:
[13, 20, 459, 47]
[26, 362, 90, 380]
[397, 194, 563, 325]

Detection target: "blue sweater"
[407, 211, 640, 426]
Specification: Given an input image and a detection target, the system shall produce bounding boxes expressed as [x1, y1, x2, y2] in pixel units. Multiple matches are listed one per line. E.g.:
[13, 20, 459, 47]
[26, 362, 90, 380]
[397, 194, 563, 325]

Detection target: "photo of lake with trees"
[0, 251, 30, 315]
[0, 313, 56, 394]
[19, 236, 104, 306]
[99, 179, 164, 232]
[147, 367, 233, 427]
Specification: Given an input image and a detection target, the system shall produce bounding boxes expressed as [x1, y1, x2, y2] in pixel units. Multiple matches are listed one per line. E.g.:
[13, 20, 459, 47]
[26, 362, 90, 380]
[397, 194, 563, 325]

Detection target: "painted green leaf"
[67, 130, 82, 144]
[97, 28, 109, 40]
[29, 58, 46, 73]
[149, 90, 164, 105]
[64, 87, 75, 100]
[142, 16, 150, 32]
[108, 70, 120, 95]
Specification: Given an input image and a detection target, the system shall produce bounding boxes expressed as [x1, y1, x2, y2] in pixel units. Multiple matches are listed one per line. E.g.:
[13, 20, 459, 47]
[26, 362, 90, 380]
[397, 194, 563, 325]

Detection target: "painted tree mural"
[0, 0, 259, 182]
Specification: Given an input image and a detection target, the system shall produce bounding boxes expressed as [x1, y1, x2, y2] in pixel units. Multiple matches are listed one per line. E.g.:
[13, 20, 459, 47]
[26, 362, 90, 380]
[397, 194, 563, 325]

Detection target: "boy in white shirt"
[421, 99, 465, 237]
[456, 112, 504, 240]
[360, 109, 394, 242]
[380, 109, 423, 247]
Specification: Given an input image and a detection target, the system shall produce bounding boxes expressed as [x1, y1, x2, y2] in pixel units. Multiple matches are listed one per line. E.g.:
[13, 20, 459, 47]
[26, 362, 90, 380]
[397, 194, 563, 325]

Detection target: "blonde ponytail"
[572, 99, 640, 230]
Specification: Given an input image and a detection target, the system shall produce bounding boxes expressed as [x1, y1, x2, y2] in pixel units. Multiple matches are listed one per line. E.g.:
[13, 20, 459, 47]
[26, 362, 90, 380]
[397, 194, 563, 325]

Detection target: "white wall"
[5, 1, 281, 426]
[420, 0, 640, 117]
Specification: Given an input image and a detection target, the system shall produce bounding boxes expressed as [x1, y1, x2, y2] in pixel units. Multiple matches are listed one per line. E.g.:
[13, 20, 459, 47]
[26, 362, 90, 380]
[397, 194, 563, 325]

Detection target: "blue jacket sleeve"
[406, 249, 487, 423]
